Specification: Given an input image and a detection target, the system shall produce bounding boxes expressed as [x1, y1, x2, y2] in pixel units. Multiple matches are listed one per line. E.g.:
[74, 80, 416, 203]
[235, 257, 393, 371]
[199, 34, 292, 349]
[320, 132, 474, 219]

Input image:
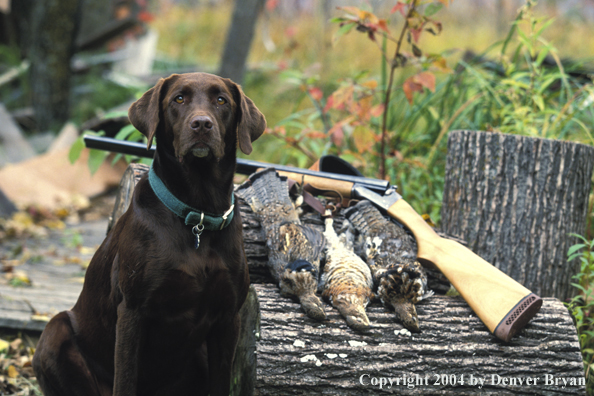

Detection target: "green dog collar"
[148, 166, 235, 248]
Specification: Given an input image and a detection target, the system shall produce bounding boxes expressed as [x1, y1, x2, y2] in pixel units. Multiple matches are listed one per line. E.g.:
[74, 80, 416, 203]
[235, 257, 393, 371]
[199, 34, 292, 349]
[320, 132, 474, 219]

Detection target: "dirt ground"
[0, 191, 116, 395]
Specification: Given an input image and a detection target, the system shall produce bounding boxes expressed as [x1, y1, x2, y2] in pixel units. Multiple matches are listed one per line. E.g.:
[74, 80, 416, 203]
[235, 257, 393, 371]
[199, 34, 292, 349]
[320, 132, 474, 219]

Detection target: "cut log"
[441, 130, 594, 301]
[107, 162, 149, 233]
[254, 283, 584, 395]
[231, 285, 260, 396]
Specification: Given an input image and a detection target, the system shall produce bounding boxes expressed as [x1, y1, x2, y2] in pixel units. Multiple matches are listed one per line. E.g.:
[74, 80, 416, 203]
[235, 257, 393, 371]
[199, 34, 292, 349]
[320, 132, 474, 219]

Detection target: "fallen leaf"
[422, 214, 436, 227]
[7, 365, 17, 378]
[68, 277, 85, 284]
[79, 246, 97, 255]
[31, 315, 51, 322]
[0, 339, 9, 352]
[415, 71, 436, 92]
[9, 339, 22, 352]
[6, 271, 32, 287]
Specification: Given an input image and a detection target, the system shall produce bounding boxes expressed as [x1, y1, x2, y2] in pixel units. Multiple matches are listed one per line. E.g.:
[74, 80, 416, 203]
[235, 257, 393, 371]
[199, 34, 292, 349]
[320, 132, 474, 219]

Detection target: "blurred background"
[0, 0, 593, 218]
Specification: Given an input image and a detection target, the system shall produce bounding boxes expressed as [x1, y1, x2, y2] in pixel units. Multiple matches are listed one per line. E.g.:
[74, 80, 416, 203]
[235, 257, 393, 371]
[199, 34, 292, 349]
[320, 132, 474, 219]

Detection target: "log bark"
[254, 283, 584, 395]
[231, 285, 260, 396]
[107, 162, 149, 233]
[440, 130, 594, 301]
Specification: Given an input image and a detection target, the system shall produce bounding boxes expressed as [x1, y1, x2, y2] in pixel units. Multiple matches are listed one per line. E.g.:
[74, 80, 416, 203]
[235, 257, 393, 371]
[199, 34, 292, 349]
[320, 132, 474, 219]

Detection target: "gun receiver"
[85, 135, 542, 341]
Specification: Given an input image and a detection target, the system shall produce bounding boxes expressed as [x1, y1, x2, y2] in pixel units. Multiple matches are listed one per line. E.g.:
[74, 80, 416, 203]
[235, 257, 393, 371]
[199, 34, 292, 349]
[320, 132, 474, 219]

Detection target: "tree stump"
[441, 130, 594, 301]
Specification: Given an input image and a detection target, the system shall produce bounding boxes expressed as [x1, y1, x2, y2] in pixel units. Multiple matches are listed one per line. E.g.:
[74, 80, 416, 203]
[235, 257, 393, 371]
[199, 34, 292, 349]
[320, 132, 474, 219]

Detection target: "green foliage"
[69, 71, 140, 127]
[566, 234, 594, 394]
[68, 131, 109, 176]
[449, 0, 594, 143]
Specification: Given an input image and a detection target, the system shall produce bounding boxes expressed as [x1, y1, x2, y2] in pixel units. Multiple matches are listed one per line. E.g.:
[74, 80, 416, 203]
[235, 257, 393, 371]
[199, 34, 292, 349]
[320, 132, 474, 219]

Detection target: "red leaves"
[137, 11, 154, 23]
[402, 71, 436, 104]
[308, 87, 323, 102]
[391, 2, 407, 16]
[335, 6, 390, 42]
[265, 0, 279, 11]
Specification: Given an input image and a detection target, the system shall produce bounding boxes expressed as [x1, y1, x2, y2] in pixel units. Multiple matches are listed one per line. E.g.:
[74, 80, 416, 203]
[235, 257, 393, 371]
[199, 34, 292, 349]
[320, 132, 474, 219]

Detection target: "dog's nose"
[190, 116, 213, 131]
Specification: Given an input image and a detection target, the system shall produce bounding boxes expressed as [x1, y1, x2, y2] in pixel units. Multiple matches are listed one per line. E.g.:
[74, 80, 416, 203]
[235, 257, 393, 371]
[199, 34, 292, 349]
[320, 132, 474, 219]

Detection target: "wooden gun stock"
[386, 198, 542, 342]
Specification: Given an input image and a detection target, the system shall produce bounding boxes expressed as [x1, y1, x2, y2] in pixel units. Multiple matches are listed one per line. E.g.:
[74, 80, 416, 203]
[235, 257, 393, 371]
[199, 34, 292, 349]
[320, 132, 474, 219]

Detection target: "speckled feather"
[320, 215, 374, 331]
[344, 200, 433, 332]
[236, 168, 326, 320]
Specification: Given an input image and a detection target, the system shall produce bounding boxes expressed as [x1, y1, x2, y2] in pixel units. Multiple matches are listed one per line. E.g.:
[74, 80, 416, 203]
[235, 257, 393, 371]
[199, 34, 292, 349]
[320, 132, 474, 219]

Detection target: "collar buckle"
[220, 204, 235, 230]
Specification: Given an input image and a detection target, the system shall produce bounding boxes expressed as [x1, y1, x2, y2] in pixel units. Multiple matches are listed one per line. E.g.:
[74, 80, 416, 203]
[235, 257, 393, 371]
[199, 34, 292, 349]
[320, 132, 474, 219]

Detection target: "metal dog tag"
[192, 224, 204, 249]
[192, 213, 205, 249]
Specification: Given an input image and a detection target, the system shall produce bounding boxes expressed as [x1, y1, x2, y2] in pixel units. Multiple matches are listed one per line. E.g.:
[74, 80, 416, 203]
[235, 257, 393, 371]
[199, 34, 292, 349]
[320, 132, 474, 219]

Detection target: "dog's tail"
[235, 167, 300, 224]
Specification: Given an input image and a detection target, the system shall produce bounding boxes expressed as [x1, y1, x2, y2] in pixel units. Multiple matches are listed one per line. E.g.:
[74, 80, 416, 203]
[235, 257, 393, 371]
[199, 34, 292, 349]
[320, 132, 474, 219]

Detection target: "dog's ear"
[226, 80, 266, 155]
[128, 75, 178, 150]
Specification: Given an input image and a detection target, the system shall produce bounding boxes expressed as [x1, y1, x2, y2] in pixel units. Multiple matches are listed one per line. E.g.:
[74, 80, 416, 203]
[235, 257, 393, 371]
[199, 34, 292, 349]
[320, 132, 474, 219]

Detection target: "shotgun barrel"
[83, 135, 390, 196]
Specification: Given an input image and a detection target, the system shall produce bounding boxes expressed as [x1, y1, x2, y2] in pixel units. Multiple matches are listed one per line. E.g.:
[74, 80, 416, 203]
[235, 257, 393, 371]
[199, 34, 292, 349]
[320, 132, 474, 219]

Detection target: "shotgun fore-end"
[493, 293, 543, 342]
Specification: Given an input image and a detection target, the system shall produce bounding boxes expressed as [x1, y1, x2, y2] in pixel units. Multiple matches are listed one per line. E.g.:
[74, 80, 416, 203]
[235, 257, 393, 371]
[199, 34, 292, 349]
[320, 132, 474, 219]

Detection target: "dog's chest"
[142, 246, 238, 324]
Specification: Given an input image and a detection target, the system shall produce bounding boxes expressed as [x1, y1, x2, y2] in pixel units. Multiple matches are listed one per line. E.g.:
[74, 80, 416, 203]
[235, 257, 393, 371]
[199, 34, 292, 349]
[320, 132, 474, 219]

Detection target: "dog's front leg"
[207, 313, 241, 396]
[113, 300, 142, 395]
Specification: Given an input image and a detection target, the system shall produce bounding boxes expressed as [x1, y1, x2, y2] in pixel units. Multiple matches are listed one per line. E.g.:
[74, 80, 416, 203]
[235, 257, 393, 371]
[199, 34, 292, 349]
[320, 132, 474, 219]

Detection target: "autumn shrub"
[267, 0, 594, 221]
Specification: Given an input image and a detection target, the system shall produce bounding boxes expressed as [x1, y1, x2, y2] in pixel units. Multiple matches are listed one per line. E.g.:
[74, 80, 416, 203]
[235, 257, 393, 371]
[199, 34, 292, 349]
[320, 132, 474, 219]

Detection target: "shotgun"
[85, 135, 542, 342]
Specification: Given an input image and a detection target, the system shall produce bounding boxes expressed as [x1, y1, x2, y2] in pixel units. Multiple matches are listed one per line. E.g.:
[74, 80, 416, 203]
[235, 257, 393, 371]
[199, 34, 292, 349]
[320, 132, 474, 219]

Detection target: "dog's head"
[128, 73, 266, 162]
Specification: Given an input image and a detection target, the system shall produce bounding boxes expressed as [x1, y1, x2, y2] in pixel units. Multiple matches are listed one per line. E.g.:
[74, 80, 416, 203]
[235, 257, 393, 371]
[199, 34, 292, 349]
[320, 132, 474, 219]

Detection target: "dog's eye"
[175, 95, 184, 104]
[217, 97, 227, 105]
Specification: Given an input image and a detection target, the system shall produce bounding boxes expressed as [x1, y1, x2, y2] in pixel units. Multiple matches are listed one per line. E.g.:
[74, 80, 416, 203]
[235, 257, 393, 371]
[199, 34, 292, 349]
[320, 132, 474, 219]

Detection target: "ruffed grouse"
[236, 168, 326, 320]
[320, 210, 374, 331]
[344, 200, 433, 332]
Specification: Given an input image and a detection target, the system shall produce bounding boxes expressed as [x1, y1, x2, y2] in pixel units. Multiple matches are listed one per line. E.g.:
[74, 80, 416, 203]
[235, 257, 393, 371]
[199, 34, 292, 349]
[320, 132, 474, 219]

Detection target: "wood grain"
[441, 131, 594, 301]
[254, 283, 584, 396]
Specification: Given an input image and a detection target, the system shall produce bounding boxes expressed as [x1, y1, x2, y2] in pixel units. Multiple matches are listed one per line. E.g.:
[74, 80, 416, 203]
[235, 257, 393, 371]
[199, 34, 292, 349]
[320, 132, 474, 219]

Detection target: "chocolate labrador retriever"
[33, 72, 266, 396]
